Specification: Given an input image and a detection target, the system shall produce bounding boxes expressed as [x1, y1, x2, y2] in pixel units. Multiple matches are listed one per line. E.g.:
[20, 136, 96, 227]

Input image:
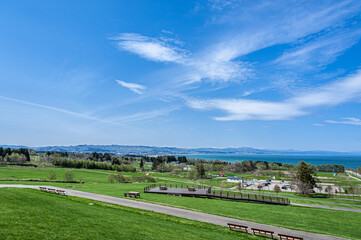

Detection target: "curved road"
[0, 184, 348, 240]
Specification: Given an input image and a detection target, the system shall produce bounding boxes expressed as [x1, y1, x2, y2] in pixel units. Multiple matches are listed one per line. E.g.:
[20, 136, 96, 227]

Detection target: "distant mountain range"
[1, 144, 359, 155]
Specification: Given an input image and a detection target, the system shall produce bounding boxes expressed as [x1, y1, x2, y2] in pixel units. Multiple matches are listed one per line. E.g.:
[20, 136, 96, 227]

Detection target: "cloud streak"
[111, 33, 187, 63]
[326, 117, 361, 126]
[115, 80, 146, 94]
[187, 70, 361, 121]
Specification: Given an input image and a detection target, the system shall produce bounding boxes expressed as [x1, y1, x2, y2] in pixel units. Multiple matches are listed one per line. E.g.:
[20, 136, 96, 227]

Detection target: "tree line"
[0, 147, 30, 162]
[315, 164, 345, 172]
[52, 158, 136, 172]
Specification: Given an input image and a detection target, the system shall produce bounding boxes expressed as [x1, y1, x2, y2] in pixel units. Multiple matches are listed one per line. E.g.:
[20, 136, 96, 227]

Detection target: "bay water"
[182, 154, 361, 169]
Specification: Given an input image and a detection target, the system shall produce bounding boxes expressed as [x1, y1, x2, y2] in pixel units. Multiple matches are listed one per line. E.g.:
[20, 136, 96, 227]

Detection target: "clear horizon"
[1, 1, 361, 151]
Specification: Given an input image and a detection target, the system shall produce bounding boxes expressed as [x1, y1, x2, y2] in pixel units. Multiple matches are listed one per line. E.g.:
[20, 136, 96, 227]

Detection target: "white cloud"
[111, 2, 361, 122]
[325, 117, 361, 126]
[111, 33, 187, 63]
[188, 98, 305, 121]
[313, 123, 325, 127]
[187, 70, 361, 121]
[115, 80, 146, 94]
[274, 29, 361, 70]
[113, 33, 250, 84]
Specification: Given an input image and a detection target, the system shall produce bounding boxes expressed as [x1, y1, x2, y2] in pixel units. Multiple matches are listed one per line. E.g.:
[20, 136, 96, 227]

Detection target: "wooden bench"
[227, 223, 248, 233]
[278, 234, 303, 240]
[39, 187, 47, 191]
[160, 186, 167, 190]
[124, 192, 140, 198]
[251, 228, 274, 238]
[188, 187, 196, 191]
[47, 188, 56, 193]
[56, 190, 66, 195]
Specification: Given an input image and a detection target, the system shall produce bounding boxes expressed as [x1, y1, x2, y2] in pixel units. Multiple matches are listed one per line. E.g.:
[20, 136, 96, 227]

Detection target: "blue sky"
[1, 0, 361, 151]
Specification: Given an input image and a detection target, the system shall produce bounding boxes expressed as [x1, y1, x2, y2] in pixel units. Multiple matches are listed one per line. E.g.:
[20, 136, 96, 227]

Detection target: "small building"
[183, 166, 191, 171]
[227, 176, 243, 183]
[219, 173, 226, 177]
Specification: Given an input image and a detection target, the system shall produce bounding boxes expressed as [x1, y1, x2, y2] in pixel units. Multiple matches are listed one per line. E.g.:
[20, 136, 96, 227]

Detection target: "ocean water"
[182, 154, 361, 169]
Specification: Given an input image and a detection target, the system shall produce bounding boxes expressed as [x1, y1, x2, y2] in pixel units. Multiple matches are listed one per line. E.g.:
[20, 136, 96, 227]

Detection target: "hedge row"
[52, 158, 136, 172]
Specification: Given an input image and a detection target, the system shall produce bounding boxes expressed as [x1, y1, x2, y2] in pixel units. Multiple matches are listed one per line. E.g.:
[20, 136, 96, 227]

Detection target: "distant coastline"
[181, 154, 361, 169]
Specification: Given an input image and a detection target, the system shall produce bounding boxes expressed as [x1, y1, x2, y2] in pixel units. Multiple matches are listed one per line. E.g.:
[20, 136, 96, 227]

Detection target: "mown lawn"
[2, 167, 361, 239]
[0, 188, 256, 240]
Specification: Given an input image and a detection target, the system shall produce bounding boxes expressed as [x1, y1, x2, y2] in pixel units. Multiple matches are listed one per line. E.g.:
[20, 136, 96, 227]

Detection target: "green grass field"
[1, 167, 361, 239]
[0, 188, 257, 240]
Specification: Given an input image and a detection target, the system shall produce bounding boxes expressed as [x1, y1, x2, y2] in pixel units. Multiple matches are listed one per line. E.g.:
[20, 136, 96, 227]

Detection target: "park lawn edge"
[0, 188, 257, 240]
[0, 182, 356, 239]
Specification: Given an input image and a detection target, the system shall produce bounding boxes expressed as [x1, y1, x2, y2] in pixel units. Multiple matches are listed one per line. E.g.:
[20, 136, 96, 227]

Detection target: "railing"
[144, 184, 290, 205]
[144, 183, 209, 192]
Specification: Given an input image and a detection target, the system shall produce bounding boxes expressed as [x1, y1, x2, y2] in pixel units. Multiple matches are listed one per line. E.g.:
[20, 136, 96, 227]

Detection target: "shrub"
[108, 174, 117, 183]
[48, 170, 56, 180]
[64, 170, 74, 182]
[132, 175, 156, 183]
[108, 173, 132, 183]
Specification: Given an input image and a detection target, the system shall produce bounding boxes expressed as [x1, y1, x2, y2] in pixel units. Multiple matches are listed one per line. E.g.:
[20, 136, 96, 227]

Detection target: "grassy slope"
[1, 167, 361, 239]
[0, 188, 256, 240]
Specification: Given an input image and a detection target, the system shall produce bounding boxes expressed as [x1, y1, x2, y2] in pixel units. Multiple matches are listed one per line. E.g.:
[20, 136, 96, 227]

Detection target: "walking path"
[346, 172, 361, 182]
[291, 203, 361, 213]
[0, 184, 348, 240]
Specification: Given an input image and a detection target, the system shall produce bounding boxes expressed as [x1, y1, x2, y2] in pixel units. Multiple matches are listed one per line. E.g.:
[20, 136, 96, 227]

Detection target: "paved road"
[347, 173, 361, 182]
[291, 202, 361, 213]
[0, 184, 348, 240]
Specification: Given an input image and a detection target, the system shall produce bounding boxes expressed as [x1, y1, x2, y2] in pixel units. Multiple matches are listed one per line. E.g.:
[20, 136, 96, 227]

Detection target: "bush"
[108, 173, 132, 183]
[64, 170, 74, 182]
[132, 175, 156, 183]
[48, 170, 56, 180]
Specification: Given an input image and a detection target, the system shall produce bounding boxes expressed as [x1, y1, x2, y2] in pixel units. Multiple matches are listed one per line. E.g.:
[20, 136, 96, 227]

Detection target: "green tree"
[293, 161, 316, 195]
[140, 159, 144, 169]
[64, 170, 74, 182]
[4, 153, 27, 163]
[187, 168, 197, 180]
[195, 163, 205, 179]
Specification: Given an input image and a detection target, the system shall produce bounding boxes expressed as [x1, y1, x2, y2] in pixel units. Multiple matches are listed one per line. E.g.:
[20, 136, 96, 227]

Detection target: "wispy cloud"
[274, 29, 361, 70]
[115, 80, 146, 94]
[112, 32, 251, 84]
[326, 117, 361, 126]
[111, 33, 187, 63]
[188, 98, 304, 121]
[0, 95, 114, 124]
[109, 108, 177, 125]
[313, 123, 325, 127]
[187, 70, 361, 121]
[111, 1, 361, 123]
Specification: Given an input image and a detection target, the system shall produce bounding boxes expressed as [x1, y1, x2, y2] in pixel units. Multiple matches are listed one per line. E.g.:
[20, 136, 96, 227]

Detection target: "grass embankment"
[1, 167, 361, 239]
[0, 188, 255, 240]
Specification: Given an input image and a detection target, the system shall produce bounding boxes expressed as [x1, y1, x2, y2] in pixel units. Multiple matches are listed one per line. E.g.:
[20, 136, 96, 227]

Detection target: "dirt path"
[0, 184, 348, 240]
